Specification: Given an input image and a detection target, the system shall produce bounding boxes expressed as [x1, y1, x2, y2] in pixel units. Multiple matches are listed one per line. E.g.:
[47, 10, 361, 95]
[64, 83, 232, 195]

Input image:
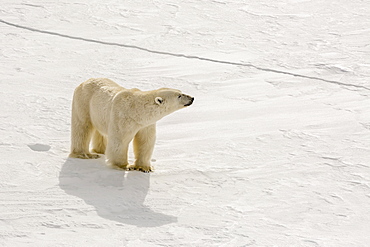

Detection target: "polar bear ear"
[155, 97, 163, 105]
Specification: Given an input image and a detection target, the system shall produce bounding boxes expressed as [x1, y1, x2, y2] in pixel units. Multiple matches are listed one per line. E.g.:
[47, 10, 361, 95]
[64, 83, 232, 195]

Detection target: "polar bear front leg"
[105, 130, 135, 170]
[129, 124, 156, 173]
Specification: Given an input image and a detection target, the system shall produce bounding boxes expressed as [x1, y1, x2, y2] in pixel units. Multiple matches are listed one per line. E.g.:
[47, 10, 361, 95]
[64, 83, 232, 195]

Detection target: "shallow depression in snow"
[27, 143, 51, 152]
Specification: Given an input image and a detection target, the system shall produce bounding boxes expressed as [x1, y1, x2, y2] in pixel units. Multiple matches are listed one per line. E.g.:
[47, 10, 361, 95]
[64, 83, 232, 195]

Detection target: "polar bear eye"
[178, 95, 182, 99]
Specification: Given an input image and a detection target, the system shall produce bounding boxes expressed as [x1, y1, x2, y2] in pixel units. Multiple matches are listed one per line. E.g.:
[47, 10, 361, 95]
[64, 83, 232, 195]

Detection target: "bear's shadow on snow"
[59, 157, 177, 227]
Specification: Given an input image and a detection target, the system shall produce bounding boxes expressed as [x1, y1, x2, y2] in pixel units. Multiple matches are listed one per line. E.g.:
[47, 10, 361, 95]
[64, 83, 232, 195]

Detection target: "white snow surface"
[1, 0, 370, 246]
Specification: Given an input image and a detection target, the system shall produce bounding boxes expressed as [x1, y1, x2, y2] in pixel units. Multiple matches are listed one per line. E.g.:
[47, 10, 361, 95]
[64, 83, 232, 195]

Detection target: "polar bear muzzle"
[182, 94, 194, 107]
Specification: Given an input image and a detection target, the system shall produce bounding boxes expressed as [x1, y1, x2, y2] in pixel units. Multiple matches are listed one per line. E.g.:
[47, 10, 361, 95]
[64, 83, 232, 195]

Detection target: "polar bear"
[69, 78, 194, 172]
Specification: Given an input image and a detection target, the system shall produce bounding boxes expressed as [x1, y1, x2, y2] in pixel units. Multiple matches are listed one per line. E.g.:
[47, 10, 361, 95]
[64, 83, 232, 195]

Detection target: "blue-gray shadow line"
[59, 157, 177, 227]
[1, 19, 368, 91]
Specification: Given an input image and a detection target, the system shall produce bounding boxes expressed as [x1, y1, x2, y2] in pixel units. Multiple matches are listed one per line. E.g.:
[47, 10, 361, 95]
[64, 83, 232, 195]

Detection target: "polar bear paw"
[127, 164, 153, 173]
[110, 163, 129, 171]
[69, 152, 100, 159]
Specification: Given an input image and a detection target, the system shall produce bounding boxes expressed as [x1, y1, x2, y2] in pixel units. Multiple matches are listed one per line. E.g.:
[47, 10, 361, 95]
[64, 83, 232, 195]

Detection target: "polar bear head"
[154, 88, 194, 114]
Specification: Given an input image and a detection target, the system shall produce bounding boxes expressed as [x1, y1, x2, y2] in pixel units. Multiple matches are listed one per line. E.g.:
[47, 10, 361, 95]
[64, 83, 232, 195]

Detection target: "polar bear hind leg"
[69, 119, 99, 159]
[91, 129, 107, 154]
[128, 124, 156, 172]
[69, 100, 99, 159]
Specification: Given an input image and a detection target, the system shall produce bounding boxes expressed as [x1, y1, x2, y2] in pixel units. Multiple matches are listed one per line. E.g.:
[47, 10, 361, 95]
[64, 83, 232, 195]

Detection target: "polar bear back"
[73, 78, 125, 136]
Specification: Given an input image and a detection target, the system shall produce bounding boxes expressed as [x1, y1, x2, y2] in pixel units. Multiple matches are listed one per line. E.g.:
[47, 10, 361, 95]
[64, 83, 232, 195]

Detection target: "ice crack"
[1, 19, 369, 91]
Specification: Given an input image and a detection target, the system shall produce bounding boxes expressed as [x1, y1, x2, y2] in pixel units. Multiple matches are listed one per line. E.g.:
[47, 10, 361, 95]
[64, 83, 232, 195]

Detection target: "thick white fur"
[69, 78, 194, 172]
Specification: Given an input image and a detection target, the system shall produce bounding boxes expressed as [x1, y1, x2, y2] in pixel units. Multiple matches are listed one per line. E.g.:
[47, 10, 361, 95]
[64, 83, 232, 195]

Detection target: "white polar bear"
[69, 78, 194, 172]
